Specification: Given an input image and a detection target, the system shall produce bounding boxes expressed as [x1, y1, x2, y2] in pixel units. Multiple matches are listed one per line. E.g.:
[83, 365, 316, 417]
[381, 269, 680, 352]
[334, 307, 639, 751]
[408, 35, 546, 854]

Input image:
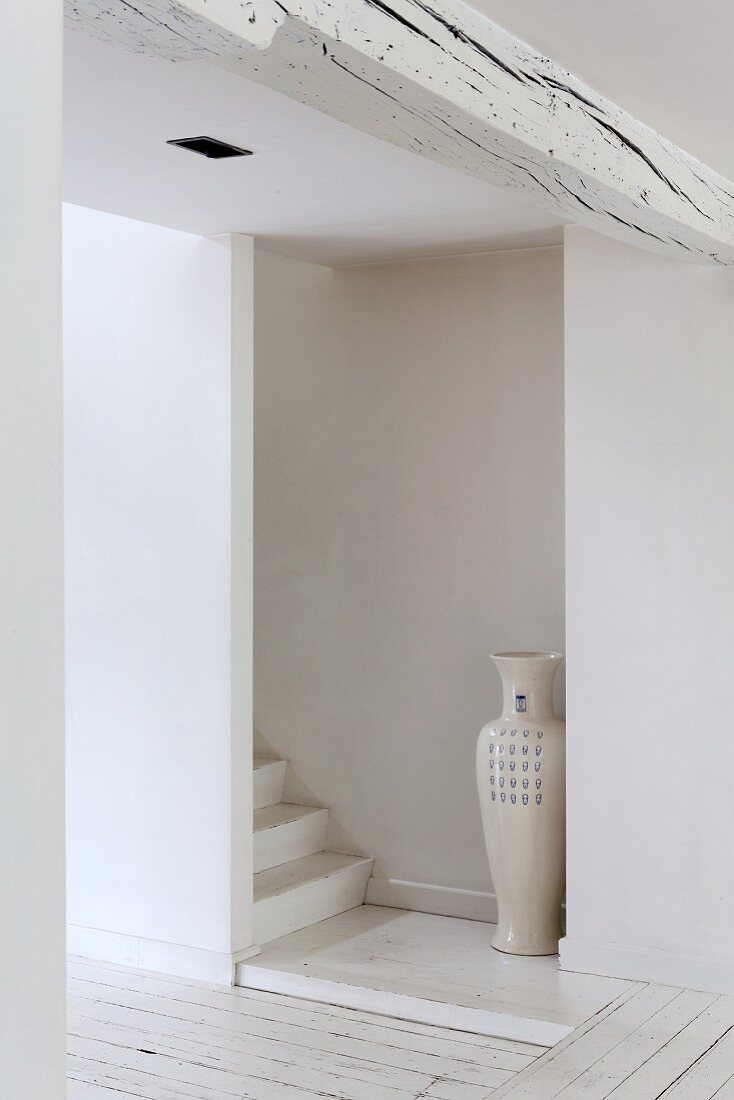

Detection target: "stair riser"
[254, 810, 329, 873]
[253, 761, 287, 810]
[254, 863, 372, 945]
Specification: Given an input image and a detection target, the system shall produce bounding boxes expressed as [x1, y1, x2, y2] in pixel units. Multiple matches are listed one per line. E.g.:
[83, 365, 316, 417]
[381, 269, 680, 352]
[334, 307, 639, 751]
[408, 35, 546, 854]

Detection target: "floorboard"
[68, 912, 734, 1100]
[68, 956, 543, 1099]
[495, 986, 734, 1100]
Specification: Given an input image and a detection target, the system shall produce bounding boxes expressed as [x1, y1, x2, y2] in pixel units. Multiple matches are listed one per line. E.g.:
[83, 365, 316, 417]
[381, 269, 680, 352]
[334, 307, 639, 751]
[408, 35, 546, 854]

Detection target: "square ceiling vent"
[166, 136, 253, 159]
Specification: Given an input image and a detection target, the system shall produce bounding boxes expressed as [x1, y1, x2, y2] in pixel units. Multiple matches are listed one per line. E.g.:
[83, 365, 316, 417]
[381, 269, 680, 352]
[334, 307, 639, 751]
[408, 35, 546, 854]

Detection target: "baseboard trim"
[67, 924, 261, 985]
[561, 936, 734, 995]
[237, 963, 570, 1046]
[365, 877, 499, 923]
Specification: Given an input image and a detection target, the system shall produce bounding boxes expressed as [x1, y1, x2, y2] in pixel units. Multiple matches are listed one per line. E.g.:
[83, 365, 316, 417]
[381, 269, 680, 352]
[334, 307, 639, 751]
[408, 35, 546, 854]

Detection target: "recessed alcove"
[253, 244, 565, 913]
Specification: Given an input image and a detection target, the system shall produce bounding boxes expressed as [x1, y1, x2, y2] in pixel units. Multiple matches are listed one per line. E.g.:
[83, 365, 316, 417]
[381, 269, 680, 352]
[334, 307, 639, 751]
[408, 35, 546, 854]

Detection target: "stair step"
[254, 852, 373, 946]
[253, 756, 287, 809]
[254, 803, 329, 873]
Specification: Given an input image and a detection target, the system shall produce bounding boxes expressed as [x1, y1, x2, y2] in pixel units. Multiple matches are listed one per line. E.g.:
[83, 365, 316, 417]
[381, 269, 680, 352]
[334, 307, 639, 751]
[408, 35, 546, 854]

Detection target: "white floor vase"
[476, 651, 565, 956]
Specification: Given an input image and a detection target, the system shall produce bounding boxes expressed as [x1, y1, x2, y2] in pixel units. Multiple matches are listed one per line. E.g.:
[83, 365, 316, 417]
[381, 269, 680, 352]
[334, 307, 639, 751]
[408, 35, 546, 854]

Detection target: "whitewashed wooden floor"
[495, 981, 734, 1099]
[239, 907, 629, 1041]
[68, 954, 734, 1099]
[67, 957, 547, 1099]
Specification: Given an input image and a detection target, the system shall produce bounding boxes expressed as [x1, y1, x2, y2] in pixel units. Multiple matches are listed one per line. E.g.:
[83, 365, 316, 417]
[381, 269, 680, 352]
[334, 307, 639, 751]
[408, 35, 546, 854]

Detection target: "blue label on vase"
[516, 695, 527, 713]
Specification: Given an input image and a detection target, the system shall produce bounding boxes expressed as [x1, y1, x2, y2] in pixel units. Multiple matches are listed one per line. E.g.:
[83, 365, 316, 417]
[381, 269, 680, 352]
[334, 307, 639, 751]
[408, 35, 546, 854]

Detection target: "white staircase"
[252, 757, 372, 946]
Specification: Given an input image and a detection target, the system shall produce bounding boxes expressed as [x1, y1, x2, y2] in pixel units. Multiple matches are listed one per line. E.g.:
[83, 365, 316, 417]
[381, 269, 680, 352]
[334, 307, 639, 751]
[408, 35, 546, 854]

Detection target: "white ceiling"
[471, 0, 734, 182]
[65, 3, 734, 265]
[63, 29, 565, 267]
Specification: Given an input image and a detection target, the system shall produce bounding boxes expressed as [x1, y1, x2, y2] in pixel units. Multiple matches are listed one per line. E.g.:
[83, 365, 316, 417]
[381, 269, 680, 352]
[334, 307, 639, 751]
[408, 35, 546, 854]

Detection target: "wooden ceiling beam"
[66, 0, 734, 264]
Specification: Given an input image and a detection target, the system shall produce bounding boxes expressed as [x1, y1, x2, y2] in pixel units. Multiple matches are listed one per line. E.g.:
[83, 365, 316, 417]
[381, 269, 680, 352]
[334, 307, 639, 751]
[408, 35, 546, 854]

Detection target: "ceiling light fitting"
[166, 136, 253, 159]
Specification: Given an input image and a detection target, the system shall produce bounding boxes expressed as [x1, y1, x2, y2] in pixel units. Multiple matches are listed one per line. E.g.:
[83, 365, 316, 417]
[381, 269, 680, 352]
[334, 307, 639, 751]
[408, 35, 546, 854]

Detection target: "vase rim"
[491, 651, 564, 661]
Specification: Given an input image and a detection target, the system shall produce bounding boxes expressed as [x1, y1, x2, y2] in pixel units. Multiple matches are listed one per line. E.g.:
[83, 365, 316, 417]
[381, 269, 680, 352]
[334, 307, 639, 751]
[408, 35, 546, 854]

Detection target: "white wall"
[562, 227, 734, 990]
[254, 247, 565, 915]
[64, 205, 254, 981]
[0, 4, 66, 1096]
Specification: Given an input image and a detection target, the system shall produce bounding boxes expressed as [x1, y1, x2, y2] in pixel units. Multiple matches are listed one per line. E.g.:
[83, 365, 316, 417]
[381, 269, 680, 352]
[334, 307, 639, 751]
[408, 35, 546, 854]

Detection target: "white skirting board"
[67, 924, 261, 985]
[366, 878, 568, 927]
[365, 877, 499, 922]
[561, 936, 734, 996]
[236, 962, 570, 1046]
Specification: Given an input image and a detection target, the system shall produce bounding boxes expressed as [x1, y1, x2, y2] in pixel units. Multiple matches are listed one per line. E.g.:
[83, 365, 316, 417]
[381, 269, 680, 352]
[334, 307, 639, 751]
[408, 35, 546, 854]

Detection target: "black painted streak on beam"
[117, 0, 206, 51]
[425, 116, 508, 166]
[501, 159, 558, 202]
[689, 167, 734, 204]
[590, 113, 712, 222]
[363, 0, 442, 48]
[394, 98, 512, 172]
[363, 0, 502, 95]
[330, 55, 412, 107]
[327, 19, 520, 178]
[519, 69, 546, 88]
[668, 189, 712, 220]
[689, 169, 734, 210]
[607, 211, 668, 245]
[710, 179, 734, 202]
[555, 177, 597, 213]
[544, 77, 601, 113]
[407, 0, 527, 84]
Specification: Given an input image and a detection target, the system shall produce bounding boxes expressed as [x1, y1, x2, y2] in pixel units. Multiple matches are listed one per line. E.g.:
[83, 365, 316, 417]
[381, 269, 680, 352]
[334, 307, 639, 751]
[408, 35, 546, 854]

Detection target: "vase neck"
[491, 652, 562, 720]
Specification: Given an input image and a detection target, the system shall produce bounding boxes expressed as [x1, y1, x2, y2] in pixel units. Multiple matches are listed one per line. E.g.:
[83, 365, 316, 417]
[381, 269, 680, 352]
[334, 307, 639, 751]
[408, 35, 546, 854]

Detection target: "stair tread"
[254, 852, 373, 903]
[254, 803, 327, 832]
[253, 756, 286, 771]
